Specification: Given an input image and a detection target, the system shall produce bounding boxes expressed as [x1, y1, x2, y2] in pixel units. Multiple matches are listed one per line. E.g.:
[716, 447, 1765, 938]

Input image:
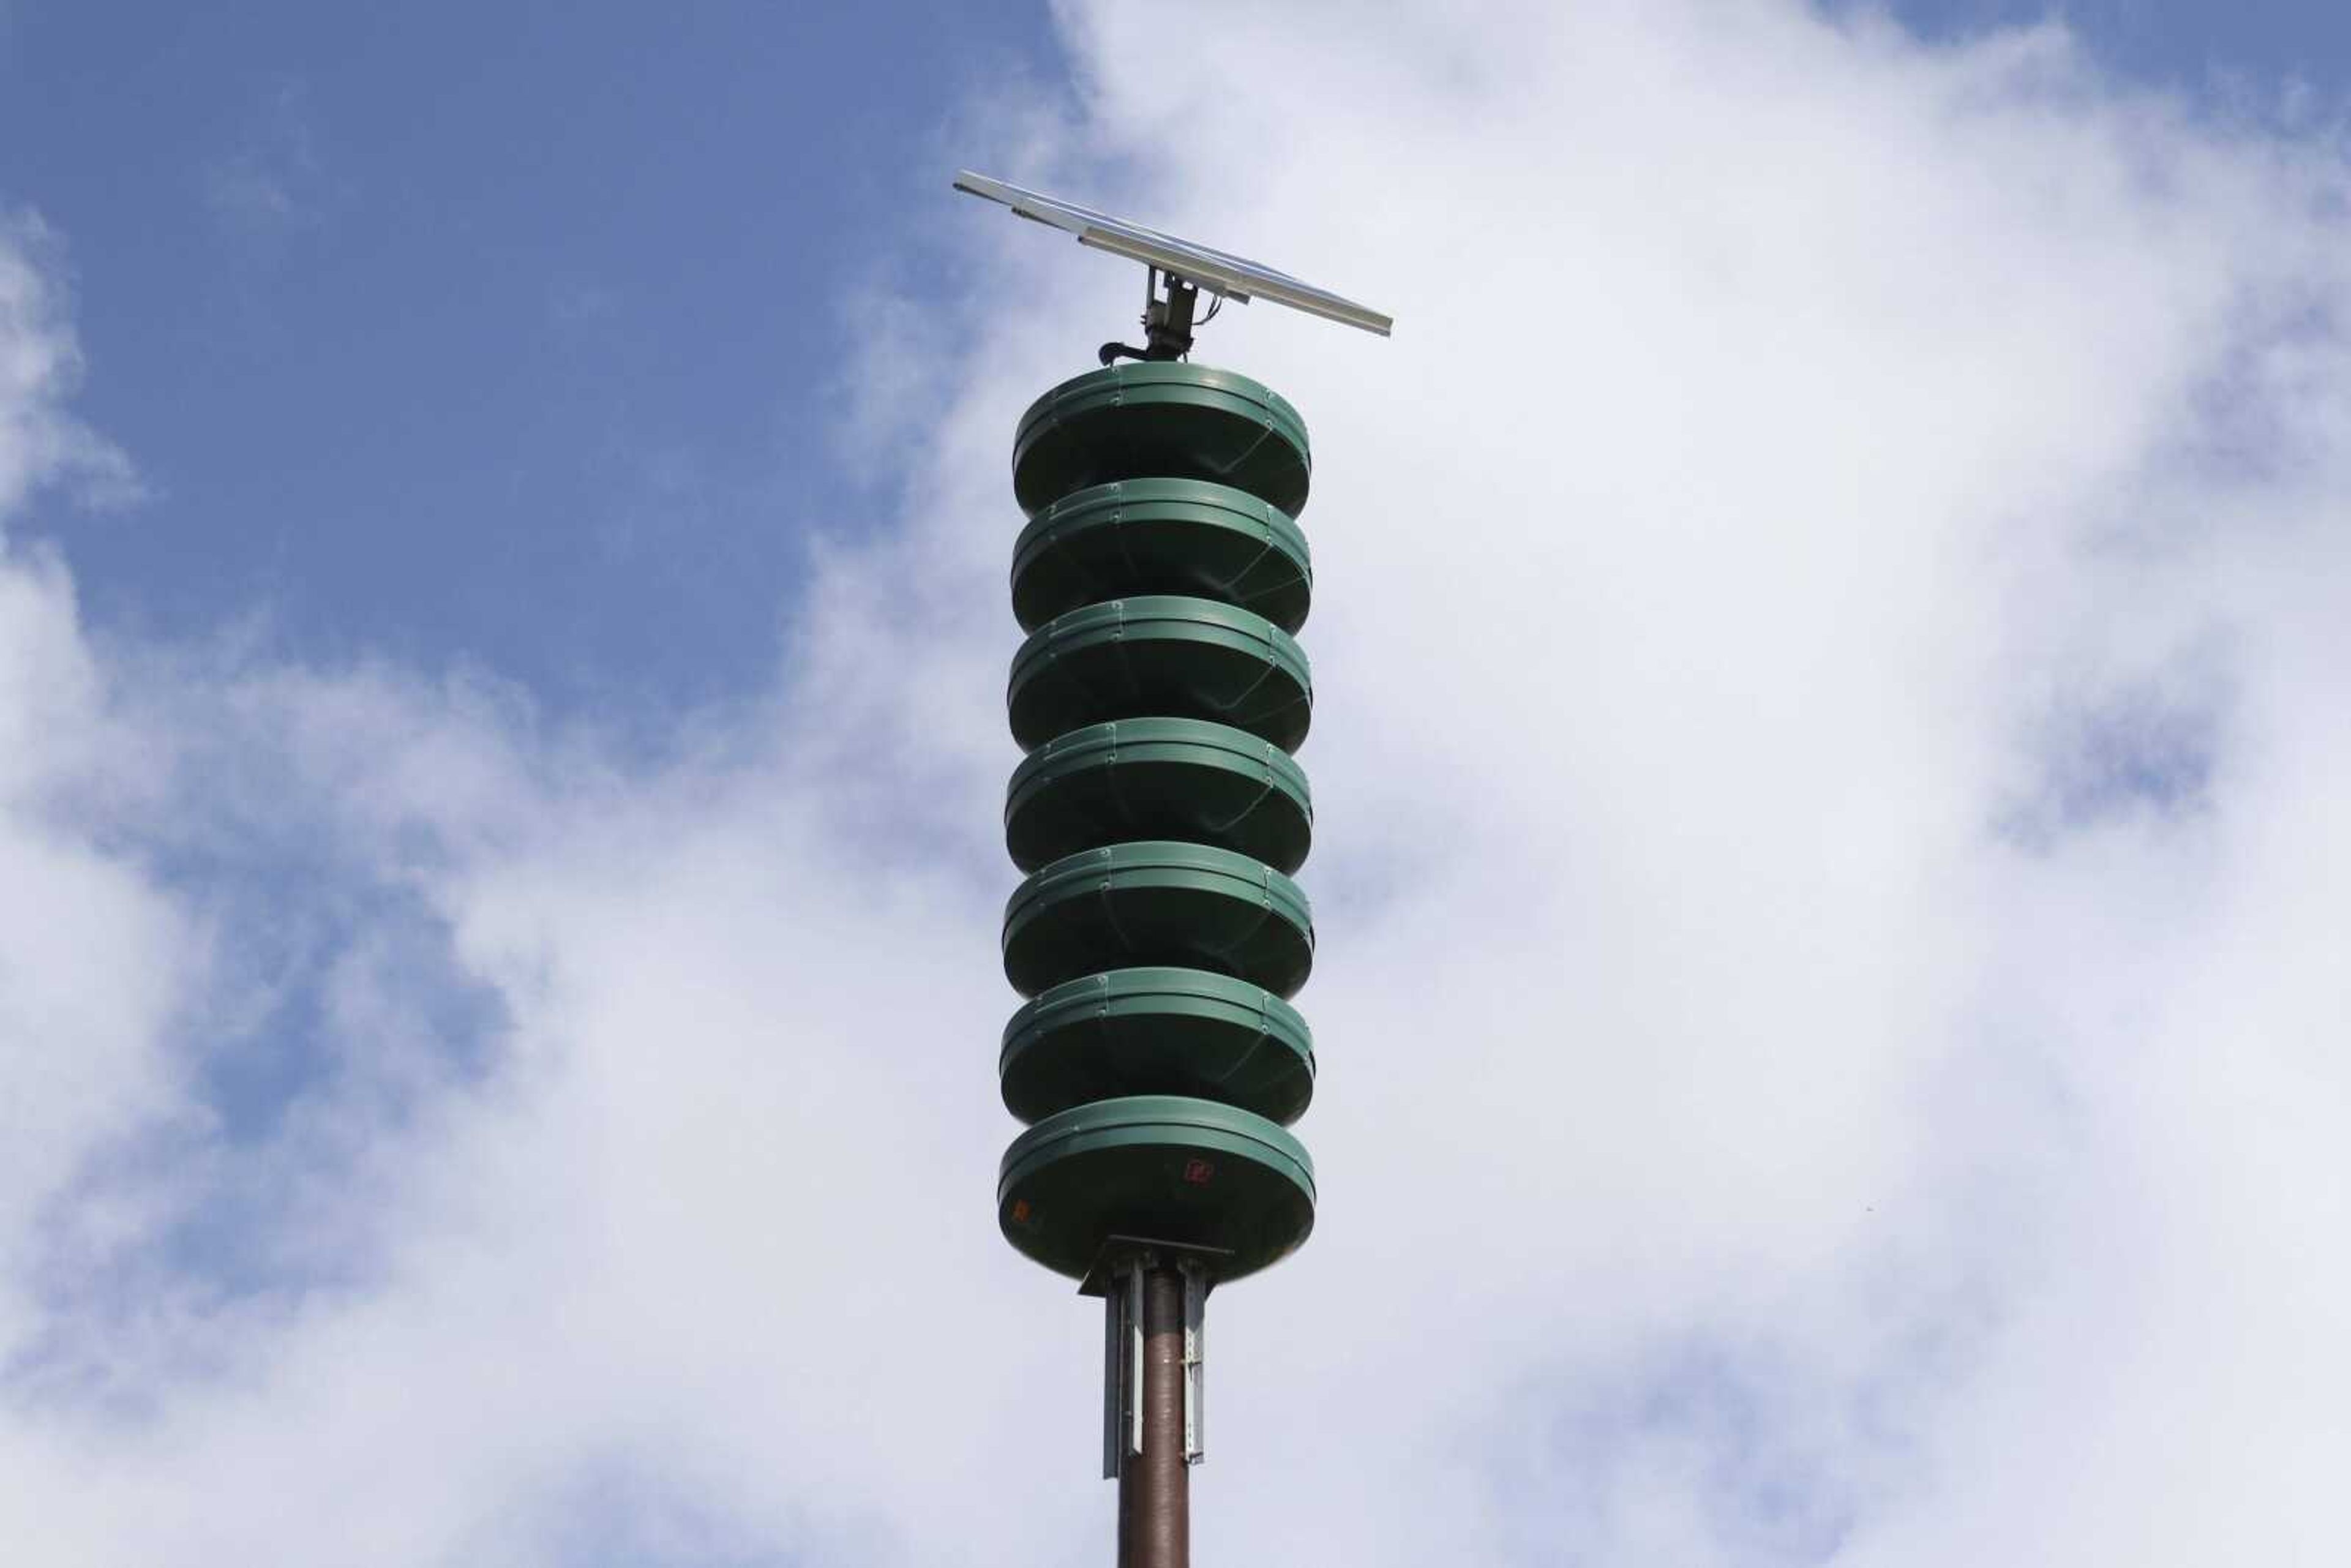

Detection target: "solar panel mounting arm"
[1099, 267, 1201, 366]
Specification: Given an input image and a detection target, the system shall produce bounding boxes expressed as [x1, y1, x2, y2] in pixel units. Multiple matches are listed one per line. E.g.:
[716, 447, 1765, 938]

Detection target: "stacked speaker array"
[994, 361, 1320, 1286]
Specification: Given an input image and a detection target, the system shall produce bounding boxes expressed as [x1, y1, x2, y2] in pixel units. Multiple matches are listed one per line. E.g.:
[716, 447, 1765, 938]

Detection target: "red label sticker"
[1182, 1160, 1216, 1185]
[1011, 1200, 1032, 1223]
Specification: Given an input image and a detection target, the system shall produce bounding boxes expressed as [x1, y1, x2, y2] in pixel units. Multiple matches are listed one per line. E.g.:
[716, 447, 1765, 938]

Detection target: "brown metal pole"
[1117, 1266, 1189, 1568]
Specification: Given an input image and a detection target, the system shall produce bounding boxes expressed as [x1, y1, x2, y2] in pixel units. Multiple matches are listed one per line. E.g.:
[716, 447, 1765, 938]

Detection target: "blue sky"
[1, 1, 1056, 713]
[3, 4, 2350, 1566]
[1888, 0, 2351, 84]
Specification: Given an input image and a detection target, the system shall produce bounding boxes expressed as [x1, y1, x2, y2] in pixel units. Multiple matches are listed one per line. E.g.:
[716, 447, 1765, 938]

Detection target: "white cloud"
[0, 218, 193, 1437]
[2, 3, 2350, 1563]
[0, 217, 137, 512]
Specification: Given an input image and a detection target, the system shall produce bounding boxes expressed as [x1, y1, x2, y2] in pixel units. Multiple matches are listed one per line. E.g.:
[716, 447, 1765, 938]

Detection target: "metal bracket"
[1100, 1256, 1131, 1478]
[1180, 1257, 1206, 1465]
[1099, 268, 1200, 366]
[1081, 1236, 1226, 1479]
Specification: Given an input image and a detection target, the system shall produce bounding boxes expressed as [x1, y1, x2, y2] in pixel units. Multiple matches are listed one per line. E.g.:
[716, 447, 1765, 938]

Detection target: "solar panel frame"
[954, 170, 1393, 338]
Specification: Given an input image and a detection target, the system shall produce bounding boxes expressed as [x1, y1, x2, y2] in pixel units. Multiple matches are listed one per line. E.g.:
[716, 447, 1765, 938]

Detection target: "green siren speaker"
[957, 170, 1388, 1558]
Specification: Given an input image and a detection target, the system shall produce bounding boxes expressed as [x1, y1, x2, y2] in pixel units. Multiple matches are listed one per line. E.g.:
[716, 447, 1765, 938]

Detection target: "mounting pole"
[1098, 1248, 1207, 1568]
[1119, 1265, 1189, 1567]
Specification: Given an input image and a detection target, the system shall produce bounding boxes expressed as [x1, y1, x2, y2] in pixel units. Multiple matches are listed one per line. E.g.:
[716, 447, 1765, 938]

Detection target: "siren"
[957, 169, 1388, 1568]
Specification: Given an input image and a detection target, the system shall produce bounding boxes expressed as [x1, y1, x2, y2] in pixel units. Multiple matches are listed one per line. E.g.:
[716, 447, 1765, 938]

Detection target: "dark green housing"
[997, 362, 1321, 1287]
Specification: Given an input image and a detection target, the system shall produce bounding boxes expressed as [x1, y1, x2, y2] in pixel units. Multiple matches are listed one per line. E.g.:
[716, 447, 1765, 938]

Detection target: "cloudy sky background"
[4, 1, 2349, 1562]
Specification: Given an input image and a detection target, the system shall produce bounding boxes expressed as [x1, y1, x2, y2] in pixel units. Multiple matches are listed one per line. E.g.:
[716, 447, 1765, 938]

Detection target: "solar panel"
[953, 170, 1393, 339]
